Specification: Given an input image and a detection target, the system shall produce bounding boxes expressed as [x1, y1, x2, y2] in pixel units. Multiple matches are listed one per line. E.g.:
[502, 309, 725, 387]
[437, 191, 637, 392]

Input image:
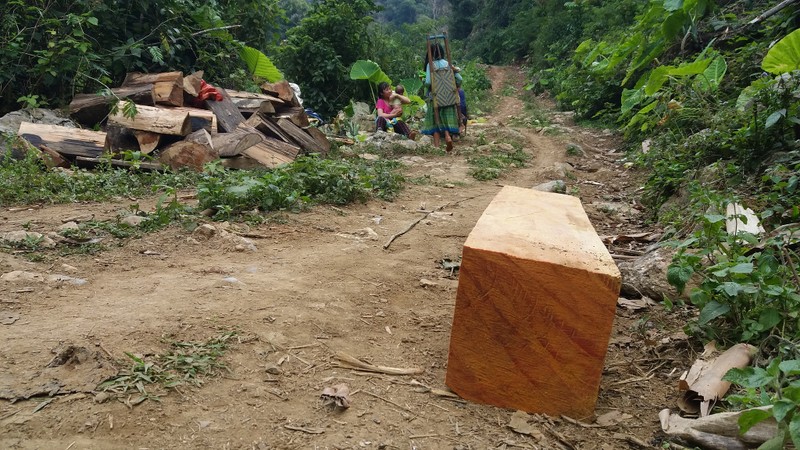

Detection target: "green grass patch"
[467, 148, 530, 181]
[0, 152, 201, 206]
[197, 156, 404, 220]
[98, 331, 236, 403]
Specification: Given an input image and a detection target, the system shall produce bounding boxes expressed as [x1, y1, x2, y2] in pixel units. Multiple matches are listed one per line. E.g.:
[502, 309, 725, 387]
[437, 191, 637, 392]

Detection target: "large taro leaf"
[349, 60, 391, 85]
[240, 46, 283, 82]
[399, 77, 423, 96]
[763, 29, 800, 75]
[695, 56, 727, 92]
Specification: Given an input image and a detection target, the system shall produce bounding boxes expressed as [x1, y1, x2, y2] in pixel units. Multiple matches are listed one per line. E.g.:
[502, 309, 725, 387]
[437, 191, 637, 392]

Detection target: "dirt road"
[0, 66, 686, 449]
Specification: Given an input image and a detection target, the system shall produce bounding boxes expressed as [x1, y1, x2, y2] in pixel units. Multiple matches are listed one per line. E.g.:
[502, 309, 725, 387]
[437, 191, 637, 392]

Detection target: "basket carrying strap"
[431, 65, 457, 107]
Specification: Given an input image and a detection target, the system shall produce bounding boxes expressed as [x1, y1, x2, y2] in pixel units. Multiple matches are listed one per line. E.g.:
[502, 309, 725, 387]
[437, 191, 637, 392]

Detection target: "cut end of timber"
[446, 186, 621, 418]
[463, 186, 619, 278]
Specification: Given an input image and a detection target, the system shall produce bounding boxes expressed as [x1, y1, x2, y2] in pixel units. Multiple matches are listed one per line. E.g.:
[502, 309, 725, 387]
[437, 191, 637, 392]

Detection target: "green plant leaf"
[667, 264, 694, 292]
[240, 46, 283, 82]
[719, 282, 743, 297]
[621, 88, 644, 115]
[662, 10, 687, 39]
[772, 400, 796, 423]
[399, 77, 423, 97]
[668, 58, 712, 77]
[695, 56, 727, 91]
[349, 59, 391, 85]
[725, 367, 773, 388]
[664, 0, 683, 12]
[738, 408, 773, 435]
[765, 109, 786, 129]
[762, 29, 800, 74]
[759, 433, 787, 450]
[785, 386, 800, 403]
[780, 360, 800, 376]
[730, 262, 754, 274]
[698, 300, 730, 324]
[704, 213, 726, 223]
[758, 308, 781, 330]
[790, 414, 800, 449]
[645, 66, 671, 95]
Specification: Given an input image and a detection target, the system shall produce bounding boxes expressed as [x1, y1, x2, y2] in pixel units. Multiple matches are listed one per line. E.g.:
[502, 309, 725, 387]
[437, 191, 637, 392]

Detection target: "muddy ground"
[0, 67, 696, 449]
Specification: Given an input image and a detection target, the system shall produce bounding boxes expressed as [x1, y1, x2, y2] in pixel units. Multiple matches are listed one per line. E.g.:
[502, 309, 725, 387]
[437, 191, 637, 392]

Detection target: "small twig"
[383, 214, 428, 249]
[560, 414, 606, 428]
[618, 433, 650, 448]
[606, 374, 654, 388]
[409, 433, 439, 439]
[97, 342, 114, 359]
[362, 390, 419, 416]
[544, 424, 577, 450]
[284, 424, 324, 434]
[383, 195, 483, 249]
[334, 352, 424, 375]
[65, 442, 76, 450]
[33, 398, 53, 413]
[288, 343, 319, 350]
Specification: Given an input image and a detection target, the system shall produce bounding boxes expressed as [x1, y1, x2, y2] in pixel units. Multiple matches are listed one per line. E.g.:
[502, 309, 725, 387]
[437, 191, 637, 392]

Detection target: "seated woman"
[375, 82, 413, 138]
[422, 43, 462, 152]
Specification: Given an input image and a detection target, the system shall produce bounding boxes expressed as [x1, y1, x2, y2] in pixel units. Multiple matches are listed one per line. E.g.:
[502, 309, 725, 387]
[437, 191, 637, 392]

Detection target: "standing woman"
[422, 43, 462, 152]
[375, 82, 412, 137]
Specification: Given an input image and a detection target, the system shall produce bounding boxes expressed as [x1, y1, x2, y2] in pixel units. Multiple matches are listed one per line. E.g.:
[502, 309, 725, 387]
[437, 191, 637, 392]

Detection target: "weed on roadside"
[467, 148, 530, 181]
[97, 331, 236, 404]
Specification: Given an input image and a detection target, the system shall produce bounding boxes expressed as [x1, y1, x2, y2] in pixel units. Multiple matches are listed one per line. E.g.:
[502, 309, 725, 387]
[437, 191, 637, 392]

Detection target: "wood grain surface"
[446, 186, 621, 419]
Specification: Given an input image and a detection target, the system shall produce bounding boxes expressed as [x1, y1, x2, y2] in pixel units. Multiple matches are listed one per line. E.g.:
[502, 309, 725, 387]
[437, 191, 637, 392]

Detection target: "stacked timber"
[17, 72, 329, 171]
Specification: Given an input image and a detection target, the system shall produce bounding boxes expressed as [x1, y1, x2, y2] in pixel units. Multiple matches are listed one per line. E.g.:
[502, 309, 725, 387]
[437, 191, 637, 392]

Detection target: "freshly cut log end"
[446, 186, 621, 419]
[158, 141, 218, 172]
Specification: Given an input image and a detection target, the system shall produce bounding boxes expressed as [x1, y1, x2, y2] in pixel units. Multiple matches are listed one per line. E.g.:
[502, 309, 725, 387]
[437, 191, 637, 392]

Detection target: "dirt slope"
[0, 66, 690, 449]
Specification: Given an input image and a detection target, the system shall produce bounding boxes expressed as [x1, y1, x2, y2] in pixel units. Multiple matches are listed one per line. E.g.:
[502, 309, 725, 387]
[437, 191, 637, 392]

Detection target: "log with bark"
[104, 124, 140, 154]
[69, 84, 156, 126]
[226, 89, 284, 115]
[275, 118, 325, 154]
[161, 106, 217, 133]
[18, 122, 106, 158]
[211, 126, 263, 157]
[122, 71, 184, 106]
[109, 102, 192, 136]
[205, 87, 245, 132]
[260, 80, 296, 104]
[245, 113, 293, 144]
[158, 140, 218, 172]
[273, 105, 310, 127]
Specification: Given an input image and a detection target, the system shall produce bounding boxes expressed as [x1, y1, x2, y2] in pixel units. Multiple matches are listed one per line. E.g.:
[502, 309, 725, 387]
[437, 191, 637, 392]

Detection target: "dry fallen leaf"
[508, 410, 535, 435]
[595, 410, 633, 427]
[320, 383, 351, 409]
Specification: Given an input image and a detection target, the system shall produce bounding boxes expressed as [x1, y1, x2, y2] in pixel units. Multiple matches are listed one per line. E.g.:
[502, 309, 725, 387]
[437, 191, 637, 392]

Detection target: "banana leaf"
[240, 46, 283, 82]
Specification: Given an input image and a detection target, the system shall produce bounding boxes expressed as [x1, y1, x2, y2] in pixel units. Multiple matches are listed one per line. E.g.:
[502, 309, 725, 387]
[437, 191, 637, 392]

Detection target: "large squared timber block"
[446, 186, 621, 418]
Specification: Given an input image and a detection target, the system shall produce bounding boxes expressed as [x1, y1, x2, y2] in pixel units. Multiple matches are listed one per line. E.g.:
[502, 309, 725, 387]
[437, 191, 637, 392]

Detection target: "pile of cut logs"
[17, 71, 330, 171]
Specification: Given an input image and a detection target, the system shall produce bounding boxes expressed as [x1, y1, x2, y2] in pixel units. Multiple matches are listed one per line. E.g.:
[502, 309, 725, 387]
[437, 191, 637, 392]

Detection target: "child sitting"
[387, 84, 409, 131]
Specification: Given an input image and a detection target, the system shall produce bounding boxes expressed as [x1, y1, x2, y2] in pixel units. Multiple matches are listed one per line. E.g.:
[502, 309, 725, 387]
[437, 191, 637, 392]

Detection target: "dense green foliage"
[0, 151, 200, 205]
[277, 0, 378, 119]
[0, 0, 286, 115]
[196, 156, 404, 220]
